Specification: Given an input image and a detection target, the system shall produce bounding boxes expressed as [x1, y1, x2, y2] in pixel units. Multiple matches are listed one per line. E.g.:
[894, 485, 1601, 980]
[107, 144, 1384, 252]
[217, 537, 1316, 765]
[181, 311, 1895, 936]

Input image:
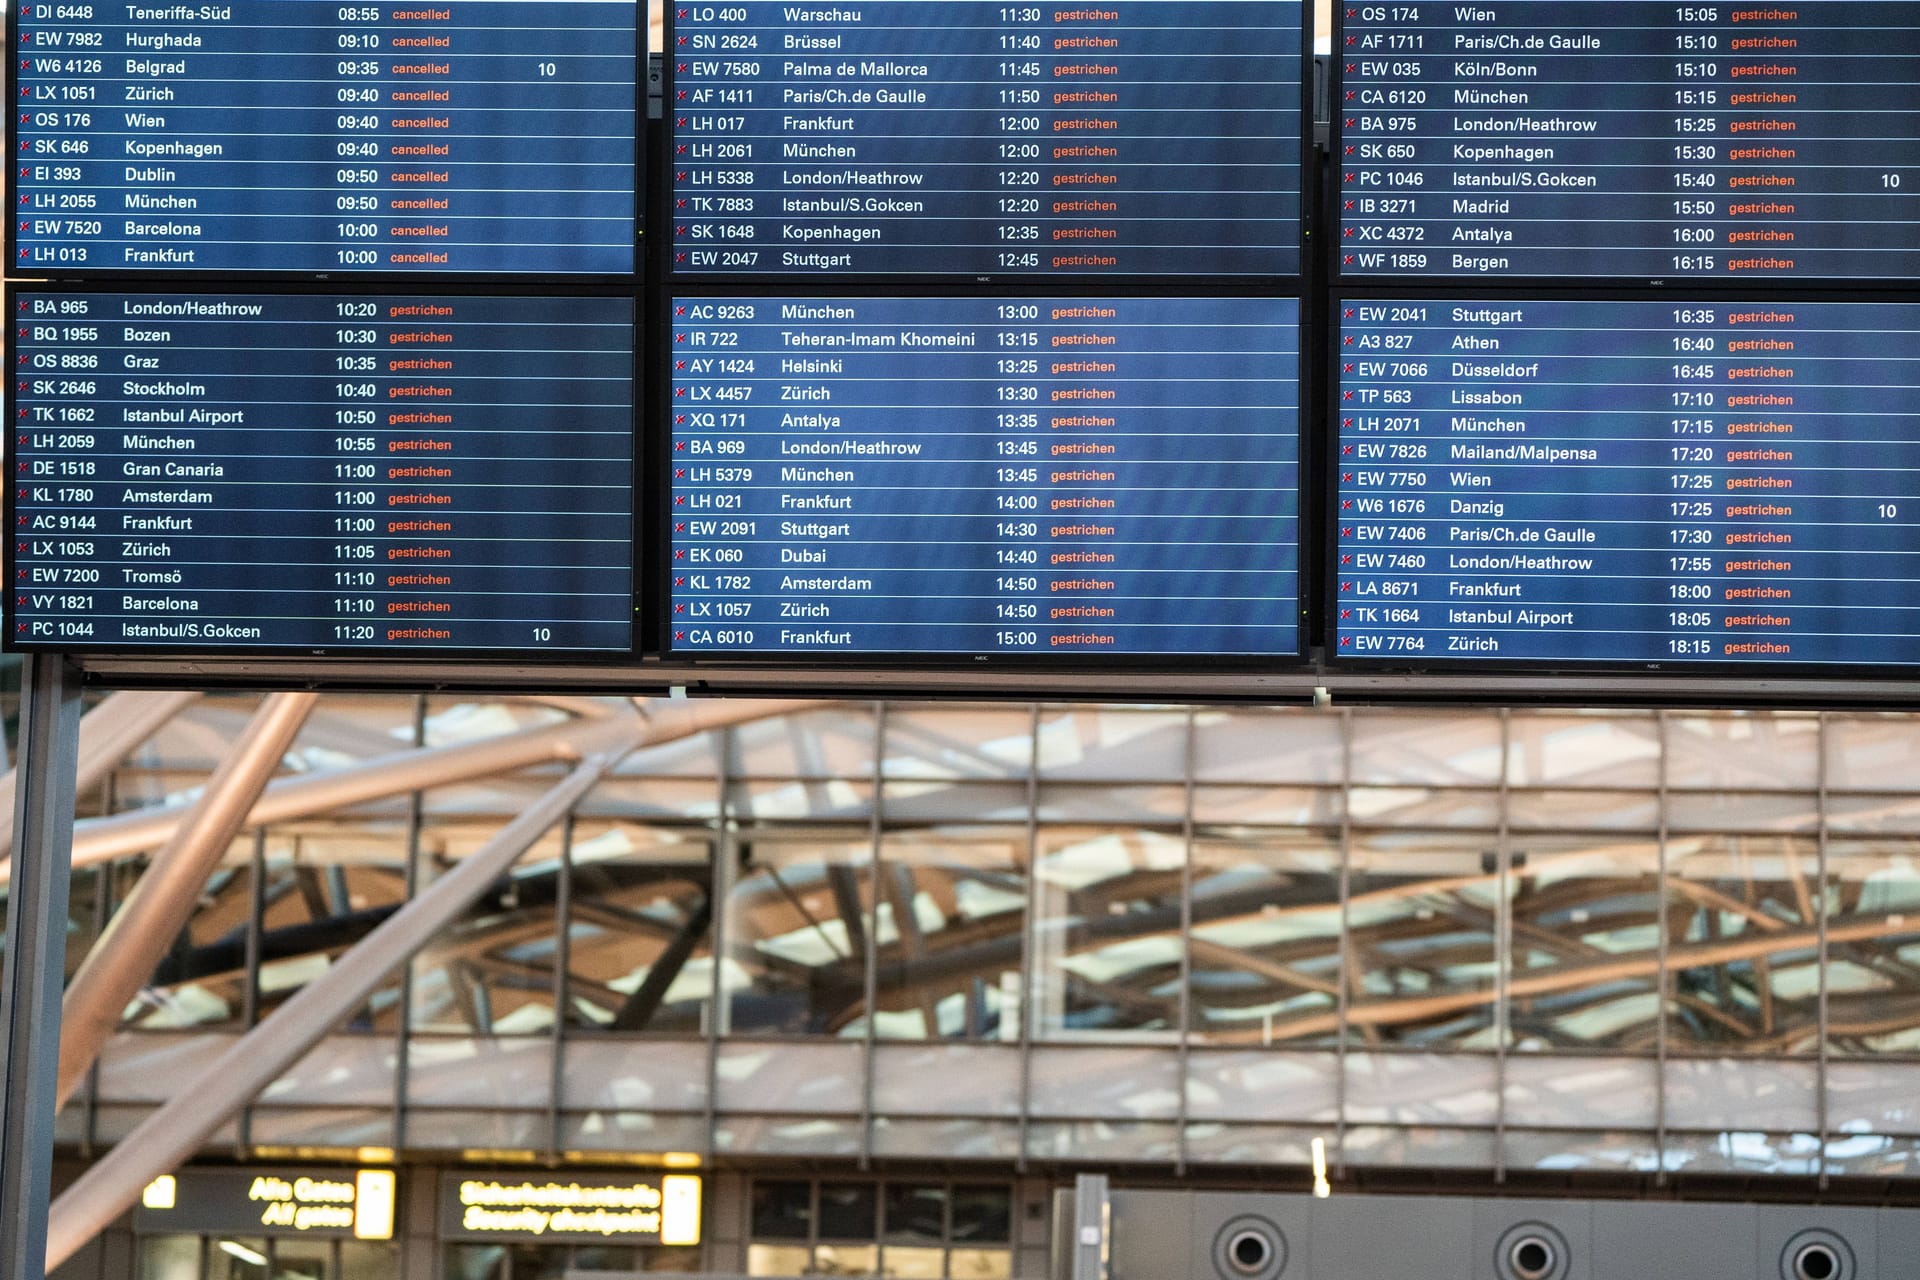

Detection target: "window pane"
[1825, 839, 1920, 1055]
[874, 831, 1026, 1042]
[883, 1184, 945, 1246]
[338, 1242, 399, 1280]
[255, 824, 411, 1031]
[563, 830, 712, 1034]
[746, 1244, 811, 1277]
[443, 1245, 506, 1280]
[751, 1181, 813, 1240]
[569, 1244, 640, 1271]
[817, 1182, 877, 1240]
[883, 1247, 944, 1278]
[1666, 834, 1819, 1055]
[208, 1237, 269, 1280]
[409, 796, 567, 1036]
[140, 1235, 199, 1280]
[811, 1244, 878, 1276]
[950, 1249, 1013, 1279]
[725, 838, 873, 1036]
[1348, 832, 1499, 1048]
[949, 1186, 1011, 1246]
[1188, 834, 1340, 1046]
[506, 1243, 568, 1280]
[270, 1238, 329, 1280]
[1507, 836, 1661, 1052]
[1030, 828, 1184, 1039]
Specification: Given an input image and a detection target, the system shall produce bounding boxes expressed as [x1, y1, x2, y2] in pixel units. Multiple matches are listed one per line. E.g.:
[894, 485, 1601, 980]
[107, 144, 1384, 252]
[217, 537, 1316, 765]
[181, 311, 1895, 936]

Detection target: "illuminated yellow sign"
[454, 1178, 698, 1242]
[355, 1170, 396, 1241]
[136, 1167, 396, 1239]
[660, 1175, 702, 1246]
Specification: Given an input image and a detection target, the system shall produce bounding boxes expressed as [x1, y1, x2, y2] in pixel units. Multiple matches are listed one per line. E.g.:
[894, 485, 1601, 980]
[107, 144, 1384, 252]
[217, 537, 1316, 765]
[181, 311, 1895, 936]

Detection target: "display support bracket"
[0, 656, 82, 1280]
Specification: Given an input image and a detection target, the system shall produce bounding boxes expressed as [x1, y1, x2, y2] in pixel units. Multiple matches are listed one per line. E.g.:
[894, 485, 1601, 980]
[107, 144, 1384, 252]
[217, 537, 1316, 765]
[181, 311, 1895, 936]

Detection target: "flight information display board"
[668, 1, 1303, 278]
[666, 294, 1298, 656]
[10, 0, 638, 276]
[6, 290, 635, 654]
[1337, 3, 1920, 282]
[1333, 296, 1920, 667]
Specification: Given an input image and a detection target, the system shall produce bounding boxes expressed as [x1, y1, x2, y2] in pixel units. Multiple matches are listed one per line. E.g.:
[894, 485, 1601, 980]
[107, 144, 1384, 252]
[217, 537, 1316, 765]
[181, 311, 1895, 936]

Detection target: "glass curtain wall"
[42, 699, 1920, 1181]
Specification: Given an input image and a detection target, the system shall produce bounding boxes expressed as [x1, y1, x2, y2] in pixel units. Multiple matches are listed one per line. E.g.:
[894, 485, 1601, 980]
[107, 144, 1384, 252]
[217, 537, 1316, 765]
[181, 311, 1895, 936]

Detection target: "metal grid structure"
[1, 696, 1897, 1204]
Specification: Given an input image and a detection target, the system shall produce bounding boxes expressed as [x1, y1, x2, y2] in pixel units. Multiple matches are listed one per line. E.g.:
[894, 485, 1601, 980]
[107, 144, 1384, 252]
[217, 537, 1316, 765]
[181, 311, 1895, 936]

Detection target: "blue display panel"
[1333, 297, 1920, 666]
[1337, 3, 1920, 282]
[11, 0, 638, 276]
[6, 290, 635, 653]
[669, 1, 1302, 278]
[666, 294, 1298, 656]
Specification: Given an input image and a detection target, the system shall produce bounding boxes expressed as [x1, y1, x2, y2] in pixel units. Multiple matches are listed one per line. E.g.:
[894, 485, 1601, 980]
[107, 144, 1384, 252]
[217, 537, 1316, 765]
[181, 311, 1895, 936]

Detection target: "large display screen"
[1337, 3, 1920, 282]
[666, 294, 1298, 656]
[6, 290, 635, 653]
[668, 1, 1303, 278]
[1333, 296, 1920, 667]
[10, 0, 639, 276]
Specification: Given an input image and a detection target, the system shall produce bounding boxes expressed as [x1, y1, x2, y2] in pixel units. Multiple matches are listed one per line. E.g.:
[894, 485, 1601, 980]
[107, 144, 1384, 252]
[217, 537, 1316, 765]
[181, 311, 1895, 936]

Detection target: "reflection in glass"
[1666, 835, 1819, 1055]
[1188, 833, 1340, 1046]
[208, 1237, 269, 1280]
[817, 1182, 877, 1240]
[252, 824, 411, 1031]
[725, 838, 873, 1036]
[271, 1237, 329, 1280]
[1031, 828, 1185, 1039]
[130, 862, 250, 1030]
[409, 798, 566, 1036]
[1347, 833, 1499, 1048]
[139, 1235, 199, 1280]
[752, 1180, 812, 1239]
[1825, 839, 1920, 1055]
[949, 1186, 1011, 1245]
[1507, 837, 1661, 1052]
[564, 829, 712, 1033]
[884, 1183, 945, 1247]
[873, 832, 1026, 1041]
[746, 1244, 811, 1277]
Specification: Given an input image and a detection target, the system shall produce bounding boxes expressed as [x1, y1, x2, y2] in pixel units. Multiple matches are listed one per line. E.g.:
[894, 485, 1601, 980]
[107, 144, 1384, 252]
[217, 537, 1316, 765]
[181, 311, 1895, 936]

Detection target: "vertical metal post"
[1493, 708, 1512, 1183]
[858, 702, 886, 1170]
[1815, 712, 1831, 1189]
[1174, 707, 1196, 1176]
[1067, 1173, 1110, 1280]
[1016, 703, 1041, 1173]
[0, 656, 82, 1280]
[548, 812, 576, 1161]
[237, 827, 267, 1155]
[1333, 708, 1353, 1174]
[702, 724, 736, 1163]
[390, 693, 427, 1152]
[1654, 710, 1671, 1186]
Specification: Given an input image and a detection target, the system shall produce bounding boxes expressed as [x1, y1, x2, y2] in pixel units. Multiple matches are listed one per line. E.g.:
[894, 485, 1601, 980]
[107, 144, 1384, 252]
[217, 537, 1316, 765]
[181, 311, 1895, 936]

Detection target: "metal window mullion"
[1654, 709, 1671, 1186]
[1816, 711, 1831, 1189]
[0, 655, 80, 1280]
[1493, 708, 1512, 1183]
[1334, 708, 1353, 1175]
[81, 775, 117, 1160]
[860, 702, 887, 1171]
[390, 693, 428, 1153]
[548, 812, 576, 1162]
[1175, 706, 1197, 1177]
[1016, 703, 1041, 1174]
[238, 826, 267, 1157]
[703, 724, 736, 1164]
